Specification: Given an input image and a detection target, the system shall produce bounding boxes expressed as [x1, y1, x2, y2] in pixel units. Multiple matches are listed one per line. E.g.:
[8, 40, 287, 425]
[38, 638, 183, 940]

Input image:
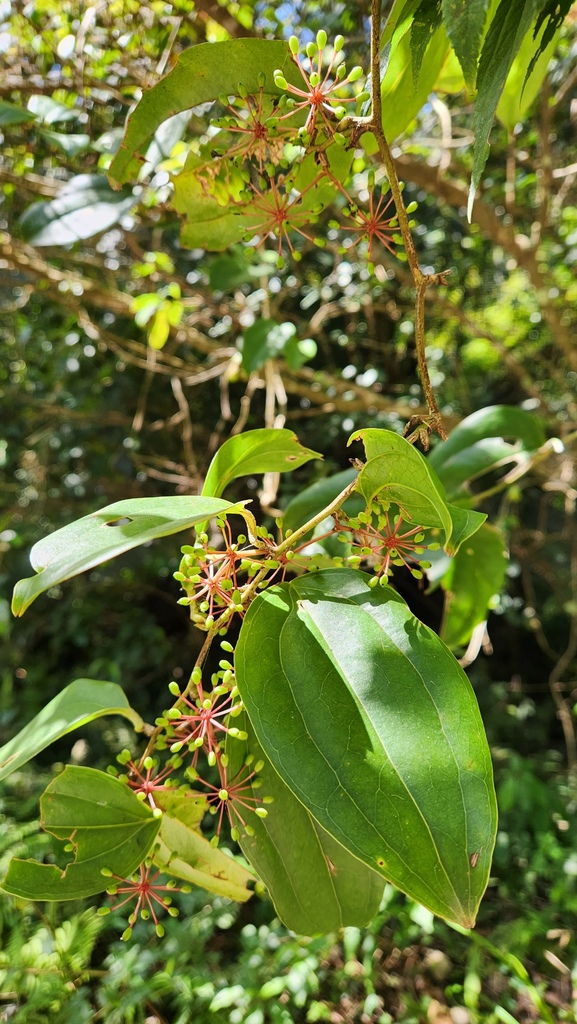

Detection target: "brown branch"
[393, 157, 577, 371]
[342, 0, 448, 446]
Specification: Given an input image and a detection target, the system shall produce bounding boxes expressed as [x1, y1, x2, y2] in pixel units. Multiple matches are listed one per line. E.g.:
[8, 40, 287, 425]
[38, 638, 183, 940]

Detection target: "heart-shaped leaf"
[12, 496, 238, 616]
[202, 429, 320, 500]
[350, 429, 485, 554]
[225, 713, 384, 934]
[0, 679, 144, 782]
[235, 569, 497, 927]
[0, 767, 160, 900]
[152, 791, 256, 902]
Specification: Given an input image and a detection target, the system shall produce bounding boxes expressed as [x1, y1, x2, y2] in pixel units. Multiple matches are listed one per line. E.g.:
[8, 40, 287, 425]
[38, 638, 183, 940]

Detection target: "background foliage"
[1, 0, 577, 1020]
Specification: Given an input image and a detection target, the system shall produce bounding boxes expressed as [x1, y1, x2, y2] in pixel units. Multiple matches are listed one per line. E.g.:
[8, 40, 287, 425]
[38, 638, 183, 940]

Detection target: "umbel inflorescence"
[189, 31, 418, 271]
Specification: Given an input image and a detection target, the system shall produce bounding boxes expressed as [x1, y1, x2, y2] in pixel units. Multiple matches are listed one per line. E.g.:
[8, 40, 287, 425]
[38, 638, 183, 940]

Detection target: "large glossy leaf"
[429, 405, 546, 500]
[469, 0, 537, 217]
[0, 767, 160, 900]
[350, 429, 486, 554]
[19, 175, 136, 246]
[202, 429, 320, 500]
[226, 714, 384, 934]
[0, 679, 143, 782]
[12, 496, 238, 617]
[152, 792, 256, 902]
[235, 569, 497, 927]
[441, 0, 490, 89]
[109, 40, 301, 186]
[441, 523, 508, 649]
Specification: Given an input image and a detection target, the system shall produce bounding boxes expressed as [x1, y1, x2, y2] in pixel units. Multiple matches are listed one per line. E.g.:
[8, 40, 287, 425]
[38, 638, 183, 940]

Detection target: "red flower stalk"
[99, 862, 189, 939]
[214, 84, 291, 171]
[337, 506, 436, 581]
[336, 178, 397, 264]
[168, 683, 243, 766]
[275, 32, 364, 138]
[194, 761, 267, 842]
[244, 172, 324, 261]
[122, 757, 178, 810]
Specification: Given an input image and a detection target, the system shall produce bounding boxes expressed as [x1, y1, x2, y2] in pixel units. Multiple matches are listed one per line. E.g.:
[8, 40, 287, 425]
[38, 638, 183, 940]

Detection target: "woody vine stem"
[343, 0, 448, 445]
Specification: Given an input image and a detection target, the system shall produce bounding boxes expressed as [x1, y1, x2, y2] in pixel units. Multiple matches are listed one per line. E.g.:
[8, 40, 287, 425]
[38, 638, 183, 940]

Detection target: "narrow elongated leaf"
[0, 679, 144, 782]
[496, 19, 561, 132]
[109, 40, 301, 185]
[469, 0, 537, 218]
[152, 792, 256, 902]
[0, 767, 160, 900]
[350, 429, 485, 554]
[12, 496, 238, 616]
[441, 0, 490, 89]
[226, 714, 384, 934]
[411, 0, 443, 85]
[381, 25, 450, 142]
[19, 175, 136, 246]
[441, 523, 508, 648]
[236, 569, 497, 927]
[202, 429, 320, 500]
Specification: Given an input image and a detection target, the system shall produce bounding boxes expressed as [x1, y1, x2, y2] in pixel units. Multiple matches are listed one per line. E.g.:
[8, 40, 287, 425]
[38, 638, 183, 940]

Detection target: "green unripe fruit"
[317, 29, 327, 49]
[289, 35, 299, 54]
[334, 34, 344, 52]
[348, 66, 363, 82]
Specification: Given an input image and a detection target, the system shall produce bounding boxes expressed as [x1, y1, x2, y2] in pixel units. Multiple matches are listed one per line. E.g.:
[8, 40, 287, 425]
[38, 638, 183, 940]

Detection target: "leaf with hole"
[0, 679, 144, 782]
[225, 714, 384, 934]
[235, 569, 497, 926]
[12, 496, 240, 616]
[0, 767, 160, 900]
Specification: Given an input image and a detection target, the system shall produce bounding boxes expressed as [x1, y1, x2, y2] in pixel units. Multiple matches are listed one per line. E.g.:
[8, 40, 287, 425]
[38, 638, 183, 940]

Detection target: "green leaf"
[282, 468, 363, 534]
[429, 405, 546, 499]
[441, 523, 508, 648]
[0, 679, 144, 782]
[381, 24, 450, 142]
[241, 320, 296, 374]
[209, 254, 252, 292]
[441, 0, 490, 89]
[27, 94, 77, 125]
[469, 0, 538, 218]
[19, 174, 136, 247]
[109, 39, 301, 186]
[12, 496, 238, 616]
[411, 0, 443, 85]
[496, 17, 561, 132]
[202, 429, 320, 500]
[0, 100, 36, 126]
[350, 429, 485, 555]
[236, 570, 497, 927]
[226, 714, 384, 934]
[40, 130, 92, 157]
[152, 792, 256, 902]
[0, 767, 160, 900]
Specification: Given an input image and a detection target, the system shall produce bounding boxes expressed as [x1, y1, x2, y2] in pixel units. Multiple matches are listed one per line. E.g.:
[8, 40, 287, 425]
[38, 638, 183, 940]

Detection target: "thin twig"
[342, 0, 448, 444]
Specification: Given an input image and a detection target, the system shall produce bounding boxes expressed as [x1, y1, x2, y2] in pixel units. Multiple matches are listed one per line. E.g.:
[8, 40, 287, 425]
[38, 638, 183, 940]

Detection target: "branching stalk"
[342, 0, 448, 444]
